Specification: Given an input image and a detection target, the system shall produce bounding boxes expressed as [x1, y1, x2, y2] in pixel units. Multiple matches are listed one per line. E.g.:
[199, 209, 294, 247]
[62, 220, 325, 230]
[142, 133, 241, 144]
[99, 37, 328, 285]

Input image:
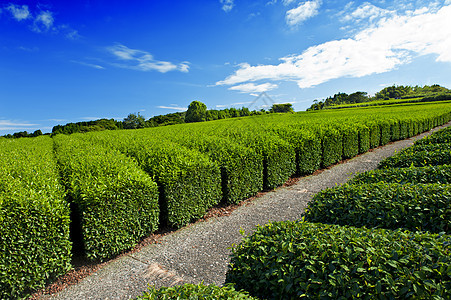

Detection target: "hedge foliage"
[150, 131, 263, 205]
[53, 134, 160, 260]
[226, 221, 451, 299]
[85, 130, 222, 228]
[303, 182, 450, 233]
[272, 127, 321, 175]
[0, 137, 71, 299]
[350, 165, 451, 185]
[136, 283, 258, 299]
[416, 126, 451, 145]
[379, 149, 451, 168]
[319, 126, 343, 168]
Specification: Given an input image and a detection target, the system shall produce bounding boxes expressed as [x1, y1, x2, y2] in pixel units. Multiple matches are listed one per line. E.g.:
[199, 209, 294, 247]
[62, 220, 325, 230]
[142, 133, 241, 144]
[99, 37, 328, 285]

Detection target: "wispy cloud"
[108, 44, 190, 73]
[220, 0, 235, 12]
[71, 60, 105, 70]
[6, 4, 30, 21]
[218, 4, 451, 89]
[3, 3, 79, 39]
[157, 105, 188, 111]
[0, 120, 39, 131]
[229, 82, 278, 93]
[32, 10, 54, 32]
[286, 0, 322, 27]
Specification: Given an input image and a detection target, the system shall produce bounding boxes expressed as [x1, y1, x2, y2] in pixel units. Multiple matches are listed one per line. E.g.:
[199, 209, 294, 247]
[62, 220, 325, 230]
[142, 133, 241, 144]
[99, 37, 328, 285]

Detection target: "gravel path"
[42, 123, 449, 300]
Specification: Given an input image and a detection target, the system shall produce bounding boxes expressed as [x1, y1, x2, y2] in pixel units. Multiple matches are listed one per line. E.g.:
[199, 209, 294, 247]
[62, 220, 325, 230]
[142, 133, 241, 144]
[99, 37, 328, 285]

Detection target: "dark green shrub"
[165, 133, 263, 205]
[389, 120, 400, 141]
[349, 165, 451, 185]
[136, 283, 258, 299]
[400, 119, 409, 139]
[379, 149, 451, 168]
[222, 129, 296, 190]
[227, 221, 450, 299]
[0, 137, 71, 299]
[341, 125, 359, 159]
[368, 122, 381, 148]
[88, 131, 222, 228]
[416, 126, 451, 145]
[319, 126, 343, 168]
[357, 124, 370, 154]
[303, 183, 450, 233]
[274, 127, 321, 175]
[379, 120, 391, 145]
[54, 134, 160, 260]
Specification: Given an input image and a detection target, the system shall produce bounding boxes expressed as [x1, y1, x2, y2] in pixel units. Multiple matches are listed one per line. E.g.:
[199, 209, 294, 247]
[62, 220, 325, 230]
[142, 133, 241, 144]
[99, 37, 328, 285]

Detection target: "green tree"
[123, 113, 146, 129]
[185, 101, 207, 123]
[270, 103, 294, 113]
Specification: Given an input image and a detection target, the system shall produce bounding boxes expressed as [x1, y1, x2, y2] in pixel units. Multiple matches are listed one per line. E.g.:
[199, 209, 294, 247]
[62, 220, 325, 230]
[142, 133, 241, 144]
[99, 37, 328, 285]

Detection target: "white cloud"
[229, 82, 278, 93]
[282, 0, 297, 6]
[71, 60, 105, 70]
[107, 44, 190, 73]
[157, 105, 188, 111]
[0, 120, 39, 131]
[341, 2, 392, 23]
[220, 0, 234, 12]
[6, 4, 30, 21]
[218, 4, 451, 89]
[286, 0, 322, 26]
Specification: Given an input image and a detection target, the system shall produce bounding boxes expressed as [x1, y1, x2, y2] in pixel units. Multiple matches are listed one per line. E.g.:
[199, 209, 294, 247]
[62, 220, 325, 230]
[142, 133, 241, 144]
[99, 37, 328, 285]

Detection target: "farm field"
[228, 122, 451, 299]
[1, 101, 451, 299]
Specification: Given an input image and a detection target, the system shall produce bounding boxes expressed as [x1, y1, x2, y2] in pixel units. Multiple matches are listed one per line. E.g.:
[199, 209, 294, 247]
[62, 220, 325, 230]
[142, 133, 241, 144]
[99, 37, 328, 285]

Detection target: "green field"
[1, 101, 451, 299]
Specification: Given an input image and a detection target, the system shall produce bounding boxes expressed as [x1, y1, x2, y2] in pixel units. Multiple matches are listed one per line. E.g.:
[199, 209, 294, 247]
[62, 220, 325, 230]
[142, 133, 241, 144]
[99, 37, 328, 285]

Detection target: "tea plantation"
[1, 101, 451, 299]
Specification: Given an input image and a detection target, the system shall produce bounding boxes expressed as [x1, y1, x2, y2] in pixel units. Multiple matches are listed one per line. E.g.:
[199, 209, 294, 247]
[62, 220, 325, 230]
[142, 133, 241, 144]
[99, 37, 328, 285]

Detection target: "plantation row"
[1, 102, 451, 299]
[226, 125, 451, 298]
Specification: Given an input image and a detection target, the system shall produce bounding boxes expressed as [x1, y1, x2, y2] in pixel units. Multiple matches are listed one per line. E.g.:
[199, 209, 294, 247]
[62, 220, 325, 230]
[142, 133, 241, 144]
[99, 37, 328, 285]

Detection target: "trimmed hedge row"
[151, 131, 263, 205]
[318, 126, 343, 168]
[86, 131, 222, 228]
[272, 127, 321, 175]
[303, 182, 450, 233]
[379, 149, 451, 168]
[350, 165, 451, 185]
[0, 137, 71, 299]
[221, 128, 296, 190]
[226, 221, 451, 299]
[416, 126, 451, 145]
[136, 283, 258, 299]
[53, 134, 160, 260]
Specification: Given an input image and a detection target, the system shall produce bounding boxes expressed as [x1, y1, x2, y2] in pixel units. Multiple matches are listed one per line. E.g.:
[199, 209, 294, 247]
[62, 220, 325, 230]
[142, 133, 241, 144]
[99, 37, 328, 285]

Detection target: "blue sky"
[1, 0, 451, 135]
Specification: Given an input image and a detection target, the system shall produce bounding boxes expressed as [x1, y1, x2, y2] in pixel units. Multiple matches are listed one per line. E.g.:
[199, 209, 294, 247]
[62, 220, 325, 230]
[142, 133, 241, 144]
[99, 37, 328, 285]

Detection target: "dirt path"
[40, 123, 450, 300]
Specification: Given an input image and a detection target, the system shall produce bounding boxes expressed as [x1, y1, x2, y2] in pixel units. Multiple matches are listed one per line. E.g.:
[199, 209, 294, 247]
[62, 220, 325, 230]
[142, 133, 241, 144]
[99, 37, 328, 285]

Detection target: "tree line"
[2, 102, 294, 138]
[307, 84, 451, 110]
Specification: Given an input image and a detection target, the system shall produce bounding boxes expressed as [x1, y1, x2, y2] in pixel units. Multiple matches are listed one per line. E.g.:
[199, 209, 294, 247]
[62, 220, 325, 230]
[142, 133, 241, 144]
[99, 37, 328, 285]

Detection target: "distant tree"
[31, 130, 43, 137]
[123, 113, 146, 129]
[185, 101, 207, 123]
[270, 103, 294, 113]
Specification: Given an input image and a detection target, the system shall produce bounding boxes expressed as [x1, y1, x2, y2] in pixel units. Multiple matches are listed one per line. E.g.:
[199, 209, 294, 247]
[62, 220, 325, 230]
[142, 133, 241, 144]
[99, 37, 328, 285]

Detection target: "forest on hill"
[307, 84, 451, 110]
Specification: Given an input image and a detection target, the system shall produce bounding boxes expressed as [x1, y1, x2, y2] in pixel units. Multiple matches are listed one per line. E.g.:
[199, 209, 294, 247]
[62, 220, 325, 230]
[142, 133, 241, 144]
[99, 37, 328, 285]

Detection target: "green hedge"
[368, 122, 381, 148]
[274, 127, 321, 175]
[319, 126, 343, 168]
[53, 134, 159, 260]
[349, 165, 451, 185]
[90, 131, 222, 228]
[159, 132, 263, 205]
[303, 183, 450, 233]
[389, 119, 401, 141]
[379, 149, 451, 168]
[416, 126, 451, 145]
[341, 125, 359, 159]
[379, 120, 391, 145]
[357, 124, 370, 154]
[222, 130, 296, 190]
[136, 283, 258, 299]
[0, 137, 71, 299]
[227, 221, 450, 299]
